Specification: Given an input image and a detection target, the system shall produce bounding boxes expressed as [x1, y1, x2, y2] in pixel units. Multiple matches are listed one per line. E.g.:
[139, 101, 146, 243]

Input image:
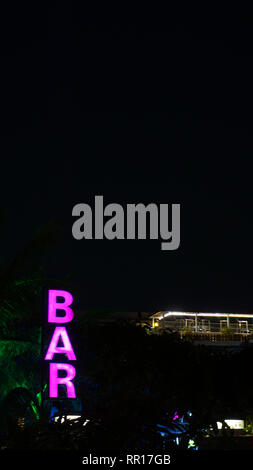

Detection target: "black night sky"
[1, 4, 253, 313]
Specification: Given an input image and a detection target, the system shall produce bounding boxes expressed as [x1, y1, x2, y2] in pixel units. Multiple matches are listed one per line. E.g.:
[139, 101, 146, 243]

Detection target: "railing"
[180, 333, 253, 342]
[151, 319, 253, 342]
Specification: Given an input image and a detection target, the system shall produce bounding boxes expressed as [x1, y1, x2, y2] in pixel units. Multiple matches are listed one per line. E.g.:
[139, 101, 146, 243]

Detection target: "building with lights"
[149, 311, 253, 346]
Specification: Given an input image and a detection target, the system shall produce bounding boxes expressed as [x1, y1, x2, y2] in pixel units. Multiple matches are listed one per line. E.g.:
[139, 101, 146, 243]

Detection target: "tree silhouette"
[0, 214, 63, 431]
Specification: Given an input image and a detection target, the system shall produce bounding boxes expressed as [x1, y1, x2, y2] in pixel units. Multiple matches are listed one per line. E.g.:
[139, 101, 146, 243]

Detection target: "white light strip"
[229, 314, 253, 318]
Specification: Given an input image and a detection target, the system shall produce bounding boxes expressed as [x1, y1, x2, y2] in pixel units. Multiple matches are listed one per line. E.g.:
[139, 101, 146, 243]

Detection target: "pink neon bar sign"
[45, 290, 77, 398]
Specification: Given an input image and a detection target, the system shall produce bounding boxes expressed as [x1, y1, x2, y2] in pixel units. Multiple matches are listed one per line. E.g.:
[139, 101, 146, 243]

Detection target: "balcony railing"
[151, 319, 253, 342]
[180, 332, 253, 342]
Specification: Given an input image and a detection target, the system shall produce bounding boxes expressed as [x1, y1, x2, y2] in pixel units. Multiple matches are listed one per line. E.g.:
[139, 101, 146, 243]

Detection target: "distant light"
[217, 419, 244, 430]
[188, 439, 195, 449]
[176, 437, 179, 445]
[54, 415, 90, 426]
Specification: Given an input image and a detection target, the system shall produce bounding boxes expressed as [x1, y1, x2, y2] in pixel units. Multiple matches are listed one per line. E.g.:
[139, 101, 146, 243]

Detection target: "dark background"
[1, 4, 253, 312]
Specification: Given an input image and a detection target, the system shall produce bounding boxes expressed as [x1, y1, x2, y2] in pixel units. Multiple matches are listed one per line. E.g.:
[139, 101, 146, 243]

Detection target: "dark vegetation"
[1, 214, 253, 451]
[1, 317, 253, 451]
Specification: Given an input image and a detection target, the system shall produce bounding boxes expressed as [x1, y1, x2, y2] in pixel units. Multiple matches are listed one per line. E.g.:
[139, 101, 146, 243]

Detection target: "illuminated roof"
[151, 311, 253, 320]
